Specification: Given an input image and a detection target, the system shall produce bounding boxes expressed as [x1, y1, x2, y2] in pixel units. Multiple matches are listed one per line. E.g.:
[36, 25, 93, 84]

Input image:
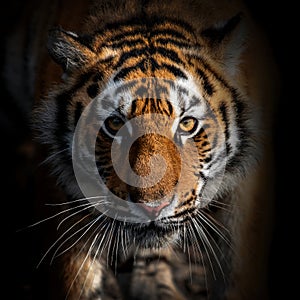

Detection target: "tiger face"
[35, 16, 256, 249]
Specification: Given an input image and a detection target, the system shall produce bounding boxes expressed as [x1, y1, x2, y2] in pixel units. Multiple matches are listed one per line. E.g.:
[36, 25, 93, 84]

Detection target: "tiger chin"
[13, 0, 278, 299]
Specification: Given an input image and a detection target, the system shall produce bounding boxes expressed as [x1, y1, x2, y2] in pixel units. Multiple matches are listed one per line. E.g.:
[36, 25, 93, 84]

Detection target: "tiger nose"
[138, 200, 171, 218]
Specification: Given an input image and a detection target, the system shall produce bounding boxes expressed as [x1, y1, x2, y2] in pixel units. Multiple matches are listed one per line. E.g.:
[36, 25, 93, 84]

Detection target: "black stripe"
[114, 58, 149, 82]
[195, 60, 253, 166]
[166, 100, 174, 116]
[219, 102, 230, 140]
[93, 72, 104, 82]
[177, 196, 194, 209]
[115, 47, 185, 75]
[161, 63, 187, 79]
[87, 83, 99, 99]
[204, 156, 212, 163]
[114, 59, 187, 81]
[177, 86, 189, 97]
[104, 28, 145, 44]
[155, 37, 193, 48]
[206, 149, 227, 170]
[113, 65, 139, 82]
[194, 171, 207, 181]
[185, 95, 201, 111]
[193, 57, 248, 145]
[196, 68, 214, 96]
[131, 100, 137, 116]
[107, 38, 146, 49]
[172, 207, 196, 219]
[150, 57, 159, 72]
[115, 48, 146, 69]
[219, 102, 232, 154]
[141, 98, 150, 113]
[156, 47, 184, 65]
[193, 127, 206, 142]
[114, 80, 138, 96]
[150, 28, 187, 40]
[96, 129, 114, 143]
[152, 98, 162, 114]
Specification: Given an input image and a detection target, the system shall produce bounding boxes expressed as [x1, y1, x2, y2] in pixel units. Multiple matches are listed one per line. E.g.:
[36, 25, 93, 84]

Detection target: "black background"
[1, 1, 296, 299]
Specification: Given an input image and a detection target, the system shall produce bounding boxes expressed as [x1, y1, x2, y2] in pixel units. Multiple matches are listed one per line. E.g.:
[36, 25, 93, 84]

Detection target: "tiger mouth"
[126, 193, 178, 221]
[126, 220, 180, 248]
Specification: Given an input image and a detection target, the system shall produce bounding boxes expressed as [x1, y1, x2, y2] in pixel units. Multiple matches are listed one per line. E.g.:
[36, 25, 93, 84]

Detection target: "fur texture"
[5, 0, 278, 299]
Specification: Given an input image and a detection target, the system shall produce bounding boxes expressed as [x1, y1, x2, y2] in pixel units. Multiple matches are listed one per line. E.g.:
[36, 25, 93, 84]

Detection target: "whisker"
[64, 232, 100, 300]
[197, 211, 232, 247]
[189, 214, 216, 278]
[210, 199, 234, 208]
[187, 218, 203, 264]
[105, 218, 116, 267]
[51, 212, 108, 262]
[97, 223, 112, 258]
[56, 200, 108, 230]
[121, 220, 131, 258]
[197, 218, 229, 280]
[21, 201, 95, 231]
[184, 223, 193, 284]
[192, 217, 224, 279]
[188, 216, 211, 291]
[189, 216, 216, 280]
[72, 215, 109, 262]
[78, 238, 101, 300]
[36, 214, 91, 268]
[112, 223, 121, 274]
[120, 221, 127, 258]
[38, 148, 69, 167]
[45, 195, 107, 206]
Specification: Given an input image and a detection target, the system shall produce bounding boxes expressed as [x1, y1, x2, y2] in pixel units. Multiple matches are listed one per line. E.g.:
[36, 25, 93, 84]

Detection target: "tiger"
[4, 0, 278, 299]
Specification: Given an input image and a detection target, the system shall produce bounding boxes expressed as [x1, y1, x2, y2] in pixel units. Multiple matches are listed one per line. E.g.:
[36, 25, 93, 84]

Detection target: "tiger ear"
[201, 13, 246, 75]
[47, 28, 95, 73]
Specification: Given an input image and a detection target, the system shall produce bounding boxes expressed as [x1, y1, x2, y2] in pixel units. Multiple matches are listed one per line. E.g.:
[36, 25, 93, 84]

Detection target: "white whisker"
[105, 218, 116, 267]
[56, 200, 107, 230]
[45, 195, 107, 206]
[36, 214, 91, 269]
[197, 211, 232, 247]
[189, 216, 216, 279]
[51, 213, 106, 262]
[184, 223, 193, 284]
[120, 221, 128, 258]
[191, 216, 224, 279]
[65, 232, 100, 300]
[22, 201, 95, 231]
[38, 148, 69, 167]
[112, 224, 121, 274]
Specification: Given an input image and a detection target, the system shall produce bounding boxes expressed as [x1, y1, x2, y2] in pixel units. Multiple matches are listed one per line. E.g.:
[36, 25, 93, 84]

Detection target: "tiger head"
[34, 13, 259, 248]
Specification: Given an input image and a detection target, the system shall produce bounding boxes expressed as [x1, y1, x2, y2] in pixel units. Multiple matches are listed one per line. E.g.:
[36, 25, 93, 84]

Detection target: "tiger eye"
[179, 117, 198, 133]
[104, 116, 124, 135]
[107, 117, 124, 131]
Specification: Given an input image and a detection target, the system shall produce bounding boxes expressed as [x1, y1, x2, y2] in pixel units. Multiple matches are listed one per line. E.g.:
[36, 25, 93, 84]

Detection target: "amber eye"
[178, 117, 198, 134]
[104, 116, 124, 136]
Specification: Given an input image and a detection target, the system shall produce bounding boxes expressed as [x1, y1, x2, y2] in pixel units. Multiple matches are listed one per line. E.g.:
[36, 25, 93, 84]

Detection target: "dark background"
[1, 1, 296, 299]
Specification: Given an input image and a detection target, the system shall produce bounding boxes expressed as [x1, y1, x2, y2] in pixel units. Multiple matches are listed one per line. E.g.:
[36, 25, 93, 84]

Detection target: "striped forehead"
[97, 76, 206, 119]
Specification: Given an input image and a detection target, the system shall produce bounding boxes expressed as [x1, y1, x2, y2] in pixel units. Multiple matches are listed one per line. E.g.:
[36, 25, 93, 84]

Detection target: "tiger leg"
[49, 246, 122, 300]
[129, 250, 186, 300]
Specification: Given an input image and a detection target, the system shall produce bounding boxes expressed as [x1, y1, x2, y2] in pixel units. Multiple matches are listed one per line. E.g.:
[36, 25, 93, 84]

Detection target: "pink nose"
[139, 201, 170, 218]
